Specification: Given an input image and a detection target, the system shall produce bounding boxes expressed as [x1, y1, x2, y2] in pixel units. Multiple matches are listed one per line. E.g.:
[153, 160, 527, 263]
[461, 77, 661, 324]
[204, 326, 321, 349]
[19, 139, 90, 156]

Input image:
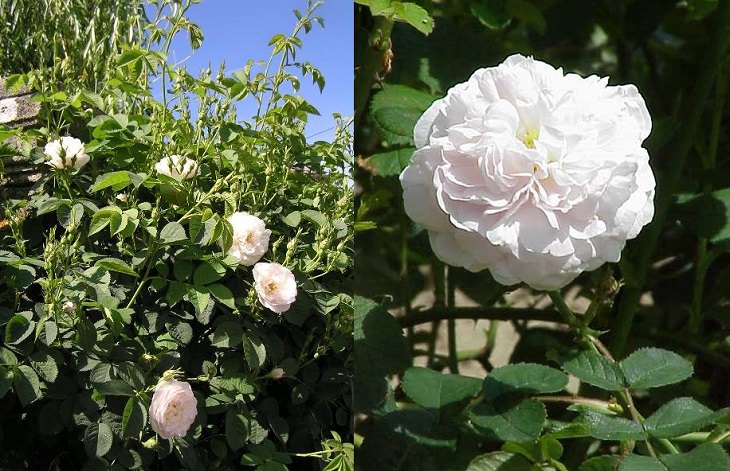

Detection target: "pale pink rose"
[228, 212, 271, 266]
[401, 54, 655, 290]
[148, 379, 198, 439]
[154, 155, 199, 180]
[44, 136, 90, 170]
[252, 262, 297, 313]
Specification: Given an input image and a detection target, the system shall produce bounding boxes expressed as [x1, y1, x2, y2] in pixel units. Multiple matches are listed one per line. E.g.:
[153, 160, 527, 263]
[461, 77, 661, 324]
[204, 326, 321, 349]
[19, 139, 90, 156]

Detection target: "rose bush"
[400, 54, 655, 290]
[0, 1, 353, 470]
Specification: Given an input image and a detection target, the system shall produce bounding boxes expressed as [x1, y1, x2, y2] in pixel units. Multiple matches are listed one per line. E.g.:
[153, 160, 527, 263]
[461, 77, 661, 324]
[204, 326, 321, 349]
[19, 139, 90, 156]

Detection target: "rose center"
[265, 281, 278, 294]
[521, 128, 539, 149]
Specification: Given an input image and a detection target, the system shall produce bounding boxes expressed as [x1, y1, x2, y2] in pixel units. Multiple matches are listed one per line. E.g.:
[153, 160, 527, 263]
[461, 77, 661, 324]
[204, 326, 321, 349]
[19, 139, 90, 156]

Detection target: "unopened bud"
[267, 367, 285, 380]
[62, 301, 76, 313]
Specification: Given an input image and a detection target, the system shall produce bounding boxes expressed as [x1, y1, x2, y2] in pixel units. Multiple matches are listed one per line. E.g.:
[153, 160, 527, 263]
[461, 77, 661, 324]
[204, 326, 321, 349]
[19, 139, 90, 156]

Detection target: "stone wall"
[0, 78, 42, 200]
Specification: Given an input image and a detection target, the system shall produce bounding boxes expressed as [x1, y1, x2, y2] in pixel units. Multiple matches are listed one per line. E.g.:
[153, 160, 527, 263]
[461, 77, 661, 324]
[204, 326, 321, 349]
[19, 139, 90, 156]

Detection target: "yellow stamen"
[522, 128, 539, 149]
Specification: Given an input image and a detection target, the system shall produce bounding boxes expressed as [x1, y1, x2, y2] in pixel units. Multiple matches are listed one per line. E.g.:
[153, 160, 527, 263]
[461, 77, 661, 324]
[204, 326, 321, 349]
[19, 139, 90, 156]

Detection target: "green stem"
[354, 13, 394, 126]
[673, 432, 730, 444]
[548, 291, 580, 329]
[398, 306, 560, 328]
[610, 0, 730, 356]
[446, 266, 458, 374]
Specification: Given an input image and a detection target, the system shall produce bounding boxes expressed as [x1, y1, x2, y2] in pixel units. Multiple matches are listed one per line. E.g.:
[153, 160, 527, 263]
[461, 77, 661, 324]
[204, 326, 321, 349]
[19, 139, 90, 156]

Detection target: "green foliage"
[0, 0, 352, 470]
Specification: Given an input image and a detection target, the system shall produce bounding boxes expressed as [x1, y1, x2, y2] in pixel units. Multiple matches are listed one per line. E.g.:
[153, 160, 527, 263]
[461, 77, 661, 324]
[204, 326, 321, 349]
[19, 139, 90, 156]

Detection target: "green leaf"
[226, 408, 250, 451]
[581, 411, 647, 441]
[644, 397, 715, 438]
[620, 348, 693, 390]
[363, 147, 414, 176]
[209, 283, 236, 309]
[619, 455, 667, 471]
[96, 380, 135, 396]
[301, 209, 328, 228]
[210, 320, 243, 348]
[14, 365, 42, 405]
[466, 452, 533, 471]
[470, 399, 546, 442]
[373, 107, 422, 139]
[354, 296, 411, 377]
[392, 2, 434, 35]
[401, 367, 482, 410]
[5, 314, 34, 345]
[471, 1, 511, 29]
[578, 455, 622, 471]
[187, 286, 212, 323]
[84, 422, 113, 458]
[483, 363, 568, 400]
[242, 333, 267, 370]
[159, 221, 187, 244]
[281, 211, 301, 227]
[30, 351, 58, 382]
[122, 397, 147, 439]
[95, 257, 138, 276]
[193, 261, 226, 285]
[166, 320, 193, 345]
[89, 207, 120, 236]
[660, 443, 730, 471]
[371, 84, 434, 114]
[676, 188, 730, 243]
[90, 171, 131, 192]
[561, 350, 625, 391]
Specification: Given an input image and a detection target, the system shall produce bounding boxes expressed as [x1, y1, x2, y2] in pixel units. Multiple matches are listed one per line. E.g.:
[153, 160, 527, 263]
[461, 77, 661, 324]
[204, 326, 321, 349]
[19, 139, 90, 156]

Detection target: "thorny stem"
[446, 266, 458, 374]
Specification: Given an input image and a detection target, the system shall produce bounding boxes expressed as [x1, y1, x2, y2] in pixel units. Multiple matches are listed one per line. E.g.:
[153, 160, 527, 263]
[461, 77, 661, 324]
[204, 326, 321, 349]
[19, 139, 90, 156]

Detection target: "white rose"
[155, 155, 199, 180]
[400, 54, 655, 290]
[228, 212, 271, 266]
[252, 262, 297, 313]
[148, 379, 198, 440]
[44, 136, 90, 170]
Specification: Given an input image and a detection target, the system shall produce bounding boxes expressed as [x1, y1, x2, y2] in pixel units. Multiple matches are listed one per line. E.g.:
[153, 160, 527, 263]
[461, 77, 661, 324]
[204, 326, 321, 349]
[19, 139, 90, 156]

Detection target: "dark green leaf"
[483, 363, 568, 401]
[470, 399, 546, 442]
[354, 296, 411, 378]
[619, 456, 667, 471]
[363, 147, 414, 176]
[401, 367, 482, 410]
[14, 365, 42, 405]
[96, 380, 134, 396]
[90, 171, 131, 192]
[159, 221, 187, 244]
[84, 422, 113, 458]
[209, 283, 236, 309]
[242, 333, 267, 370]
[561, 350, 625, 391]
[676, 188, 730, 243]
[95, 257, 137, 276]
[30, 351, 58, 382]
[226, 408, 250, 451]
[579, 456, 622, 471]
[193, 261, 226, 285]
[466, 452, 533, 471]
[187, 286, 212, 323]
[620, 348, 693, 390]
[122, 397, 147, 439]
[373, 107, 422, 139]
[5, 314, 34, 345]
[581, 411, 647, 440]
[644, 397, 715, 438]
[392, 2, 434, 35]
[660, 443, 730, 471]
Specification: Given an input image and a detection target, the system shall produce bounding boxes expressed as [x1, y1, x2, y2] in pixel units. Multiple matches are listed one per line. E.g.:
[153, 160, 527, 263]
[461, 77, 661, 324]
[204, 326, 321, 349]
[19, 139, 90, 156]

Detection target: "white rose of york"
[149, 379, 198, 439]
[253, 262, 297, 313]
[400, 54, 655, 290]
[155, 154, 199, 180]
[228, 212, 271, 266]
[44, 136, 90, 170]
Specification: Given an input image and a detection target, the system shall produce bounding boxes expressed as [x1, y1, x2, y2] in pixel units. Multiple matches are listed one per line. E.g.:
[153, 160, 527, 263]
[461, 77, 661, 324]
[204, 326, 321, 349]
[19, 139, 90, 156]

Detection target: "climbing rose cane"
[400, 54, 655, 290]
[44, 136, 90, 170]
[228, 211, 271, 266]
[253, 262, 298, 313]
[149, 379, 198, 439]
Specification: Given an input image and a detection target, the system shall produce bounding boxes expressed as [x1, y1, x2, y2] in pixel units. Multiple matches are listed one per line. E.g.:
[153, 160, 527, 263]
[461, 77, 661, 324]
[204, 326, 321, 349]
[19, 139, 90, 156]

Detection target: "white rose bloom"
[149, 379, 198, 439]
[400, 54, 655, 290]
[155, 155, 199, 180]
[228, 212, 271, 266]
[44, 136, 90, 170]
[253, 262, 297, 313]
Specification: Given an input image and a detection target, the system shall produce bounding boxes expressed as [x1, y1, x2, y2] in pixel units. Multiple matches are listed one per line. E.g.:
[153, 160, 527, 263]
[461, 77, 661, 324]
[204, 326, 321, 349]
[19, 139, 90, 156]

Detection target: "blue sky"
[158, 0, 353, 141]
